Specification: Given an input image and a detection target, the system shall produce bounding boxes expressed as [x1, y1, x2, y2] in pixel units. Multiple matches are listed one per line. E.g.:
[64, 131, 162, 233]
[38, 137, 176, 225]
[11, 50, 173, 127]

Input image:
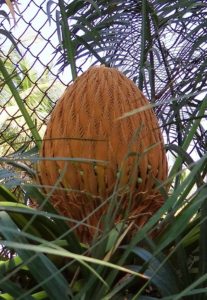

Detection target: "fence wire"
[0, 0, 206, 161]
[0, 0, 71, 155]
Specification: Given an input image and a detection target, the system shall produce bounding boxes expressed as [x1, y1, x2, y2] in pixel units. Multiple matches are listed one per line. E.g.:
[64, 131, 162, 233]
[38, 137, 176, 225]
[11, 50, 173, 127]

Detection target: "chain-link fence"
[0, 0, 72, 155]
[1, 0, 206, 160]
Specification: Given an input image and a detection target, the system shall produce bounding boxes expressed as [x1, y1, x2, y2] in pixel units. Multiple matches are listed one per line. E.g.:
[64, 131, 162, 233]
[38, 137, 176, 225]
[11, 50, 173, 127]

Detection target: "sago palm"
[0, 0, 206, 299]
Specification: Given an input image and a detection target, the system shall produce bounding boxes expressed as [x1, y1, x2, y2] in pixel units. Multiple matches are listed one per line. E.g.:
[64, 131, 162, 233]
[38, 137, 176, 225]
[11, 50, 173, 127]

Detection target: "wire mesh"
[0, 0, 206, 159]
[0, 0, 71, 155]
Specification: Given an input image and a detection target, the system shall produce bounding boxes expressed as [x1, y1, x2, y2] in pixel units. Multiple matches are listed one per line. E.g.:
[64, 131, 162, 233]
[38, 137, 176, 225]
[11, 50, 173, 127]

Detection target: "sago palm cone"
[38, 66, 168, 243]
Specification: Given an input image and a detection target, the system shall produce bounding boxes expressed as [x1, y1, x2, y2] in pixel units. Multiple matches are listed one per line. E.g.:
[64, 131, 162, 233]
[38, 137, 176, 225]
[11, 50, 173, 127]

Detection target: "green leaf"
[0, 29, 19, 53]
[0, 211, 72, 300]
[46, 0, 56, 25]
[0, 185, 18, 203]
[23, 184, 83, 254]
[0, 10, 10, 23]
[123, 246, 179, 296]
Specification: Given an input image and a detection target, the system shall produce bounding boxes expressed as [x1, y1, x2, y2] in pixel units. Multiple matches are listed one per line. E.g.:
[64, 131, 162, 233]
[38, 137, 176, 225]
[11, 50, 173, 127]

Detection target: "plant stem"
[0, 58, 41, 150]
[59, 0, 77, 81]
[138, 0, 148, 90]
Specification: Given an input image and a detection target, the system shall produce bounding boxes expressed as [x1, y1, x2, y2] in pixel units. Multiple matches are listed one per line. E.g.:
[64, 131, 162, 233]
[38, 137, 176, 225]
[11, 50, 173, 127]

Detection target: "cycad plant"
[0, 0, 207, 299]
